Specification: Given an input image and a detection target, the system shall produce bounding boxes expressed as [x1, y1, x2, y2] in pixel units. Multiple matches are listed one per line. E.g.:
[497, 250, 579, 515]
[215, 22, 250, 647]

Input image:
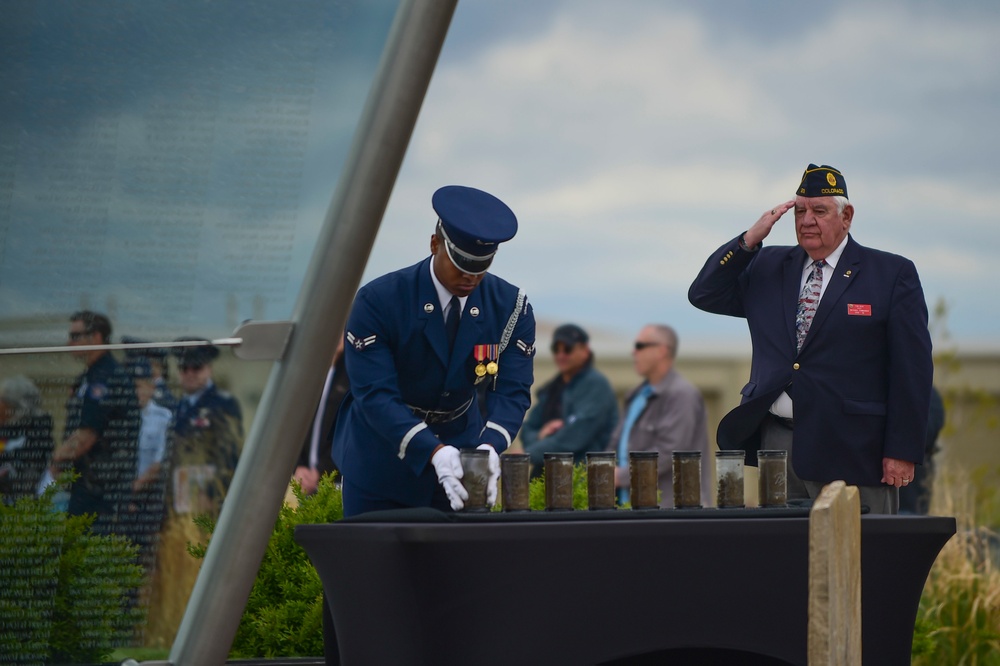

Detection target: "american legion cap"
[432, 185, 518, 275]
[798, 164, 848, 199]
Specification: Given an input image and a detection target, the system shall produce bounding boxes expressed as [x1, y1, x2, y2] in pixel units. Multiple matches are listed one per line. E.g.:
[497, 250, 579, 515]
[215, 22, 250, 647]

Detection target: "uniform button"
[793, 363, 800, 370]
[442, 392, 450, 397]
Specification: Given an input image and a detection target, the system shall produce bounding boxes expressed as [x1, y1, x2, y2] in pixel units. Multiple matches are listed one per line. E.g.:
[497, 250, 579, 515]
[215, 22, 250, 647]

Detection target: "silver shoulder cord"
[498, 289, 526, 354]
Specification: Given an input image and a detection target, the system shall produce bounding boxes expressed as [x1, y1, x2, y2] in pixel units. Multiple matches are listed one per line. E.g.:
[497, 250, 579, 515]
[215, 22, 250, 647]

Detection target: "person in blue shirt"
[332, 185, 536, 517]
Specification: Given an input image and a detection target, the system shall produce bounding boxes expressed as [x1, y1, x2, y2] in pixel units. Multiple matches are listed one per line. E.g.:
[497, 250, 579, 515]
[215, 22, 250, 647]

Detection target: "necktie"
[795, 259, 826, 352]
[616, 383, 653, 504]
[445, 295, 460, 348]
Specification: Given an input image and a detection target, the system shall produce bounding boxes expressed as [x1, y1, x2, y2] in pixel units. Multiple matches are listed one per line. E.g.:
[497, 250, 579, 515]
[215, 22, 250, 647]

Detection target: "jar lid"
[460, 449, 489, 457]
[671, 450, 701, 458]
[586, 451, 616, 460]
[716, 450, 745, 458]
[757, 449, 788, 458]
[628, 451, 659, 459]
[501, 453, 531, 461]
[544, 452, 574, 460]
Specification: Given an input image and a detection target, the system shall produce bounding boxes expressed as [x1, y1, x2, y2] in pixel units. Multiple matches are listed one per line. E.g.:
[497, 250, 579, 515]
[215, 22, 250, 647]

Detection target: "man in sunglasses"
[332, 185, 536, 517]
[168, 341, 243, 520]
[152, 341, 244, 642]
[520, 323, 618, 478]
[51, 310, 141, 536]
[605, 324, 710, 507]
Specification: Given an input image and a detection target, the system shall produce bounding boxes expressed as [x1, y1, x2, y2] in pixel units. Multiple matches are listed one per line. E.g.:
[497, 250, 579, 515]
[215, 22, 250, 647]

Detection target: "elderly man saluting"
[688, 164, 932, 514]
[332, 186, 536, 517]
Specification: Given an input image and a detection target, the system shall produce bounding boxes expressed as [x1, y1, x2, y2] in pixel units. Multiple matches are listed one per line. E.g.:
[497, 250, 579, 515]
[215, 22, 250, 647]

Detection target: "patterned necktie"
[795, 259, 826, 352]
[445, 295, 460, 348]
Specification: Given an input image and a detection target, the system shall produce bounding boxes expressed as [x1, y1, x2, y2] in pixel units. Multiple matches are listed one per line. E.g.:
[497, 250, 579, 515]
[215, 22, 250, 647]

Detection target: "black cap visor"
[439, 223, 495, 275]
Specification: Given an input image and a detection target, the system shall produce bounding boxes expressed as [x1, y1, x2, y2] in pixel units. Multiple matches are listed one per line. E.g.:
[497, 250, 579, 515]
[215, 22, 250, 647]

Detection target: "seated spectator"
[520, 324, 618, 476]
[608, 324, 712, 507]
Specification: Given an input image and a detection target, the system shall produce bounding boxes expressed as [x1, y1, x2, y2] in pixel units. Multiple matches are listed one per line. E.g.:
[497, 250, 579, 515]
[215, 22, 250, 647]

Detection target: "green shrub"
[527, 462, 592, 511]
[0, 482, 144, 664]
[188, 473, 343, 658]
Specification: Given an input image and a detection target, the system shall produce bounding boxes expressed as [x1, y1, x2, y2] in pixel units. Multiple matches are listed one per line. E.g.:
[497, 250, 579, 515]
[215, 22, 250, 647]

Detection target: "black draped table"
[295, 508, 955, 666]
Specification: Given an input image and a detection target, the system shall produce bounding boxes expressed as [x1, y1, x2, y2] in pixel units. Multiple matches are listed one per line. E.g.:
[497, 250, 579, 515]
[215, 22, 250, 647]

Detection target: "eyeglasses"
[68, 330, 92, 341]
[179, 363, 206, 372]
[551, 343, 576, 355]
[634, 341, 663, 351]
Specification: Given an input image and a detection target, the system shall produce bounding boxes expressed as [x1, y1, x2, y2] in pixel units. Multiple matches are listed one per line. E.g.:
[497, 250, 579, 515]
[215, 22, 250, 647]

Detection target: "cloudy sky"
[1, 0, 996, 356]
[363, 0, 1000, 354]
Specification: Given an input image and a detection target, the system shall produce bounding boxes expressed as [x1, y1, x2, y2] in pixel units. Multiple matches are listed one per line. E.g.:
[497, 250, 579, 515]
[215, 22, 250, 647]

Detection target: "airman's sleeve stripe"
[484, 421, 511, 449]
[398, 422, 428, 460]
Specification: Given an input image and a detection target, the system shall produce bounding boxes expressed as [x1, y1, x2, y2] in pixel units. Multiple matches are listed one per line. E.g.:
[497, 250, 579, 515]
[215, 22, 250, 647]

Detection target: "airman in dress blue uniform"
[332, 185, 536, 516]
[168, 341, 243, 519]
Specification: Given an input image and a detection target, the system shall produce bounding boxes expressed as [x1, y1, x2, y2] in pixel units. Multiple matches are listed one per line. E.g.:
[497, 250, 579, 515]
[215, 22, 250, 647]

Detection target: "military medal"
[474, 344, 488, 377]
[484, 343, 500, 389]
[485, 344, 499, 375]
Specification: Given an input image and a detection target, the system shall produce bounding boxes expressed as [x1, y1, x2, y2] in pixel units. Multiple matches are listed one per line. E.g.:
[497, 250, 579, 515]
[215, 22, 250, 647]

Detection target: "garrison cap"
[798, 164, 848, 199]
[432, 185, 517, 275]
[172, 338, 220, 368]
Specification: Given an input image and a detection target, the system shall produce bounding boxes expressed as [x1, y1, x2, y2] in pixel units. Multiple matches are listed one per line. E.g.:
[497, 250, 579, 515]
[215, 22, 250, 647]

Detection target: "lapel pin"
[470, 306, 480, 317]
[843, 270, 852, 277]
[423, 303, 434, 313]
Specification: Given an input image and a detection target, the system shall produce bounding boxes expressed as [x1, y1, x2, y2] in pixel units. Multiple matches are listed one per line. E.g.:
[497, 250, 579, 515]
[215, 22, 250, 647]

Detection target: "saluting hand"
[744, 200, 795, 248]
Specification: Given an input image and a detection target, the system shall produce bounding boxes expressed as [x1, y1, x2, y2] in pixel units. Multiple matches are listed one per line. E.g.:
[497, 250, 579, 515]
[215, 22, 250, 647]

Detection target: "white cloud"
[371, 1, 1000, 348]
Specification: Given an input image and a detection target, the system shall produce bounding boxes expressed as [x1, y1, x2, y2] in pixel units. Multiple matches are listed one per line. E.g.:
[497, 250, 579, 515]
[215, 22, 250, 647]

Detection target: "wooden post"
[808, 480, 862, 665]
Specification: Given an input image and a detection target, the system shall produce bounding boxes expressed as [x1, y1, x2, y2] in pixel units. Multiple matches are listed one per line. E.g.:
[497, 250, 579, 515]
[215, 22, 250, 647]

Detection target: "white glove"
[431, 445, 467, 511]
[477, 444, 501, 507]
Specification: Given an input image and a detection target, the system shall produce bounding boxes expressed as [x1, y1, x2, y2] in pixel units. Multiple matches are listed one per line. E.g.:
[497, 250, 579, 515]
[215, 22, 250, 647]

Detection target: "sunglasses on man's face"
[633, 341, 662, 351]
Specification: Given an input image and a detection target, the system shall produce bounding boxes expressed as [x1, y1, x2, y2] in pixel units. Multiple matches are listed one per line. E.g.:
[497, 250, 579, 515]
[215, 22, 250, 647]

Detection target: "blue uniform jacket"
[688, 234, 932, 487]
[332, 257, 536, 506]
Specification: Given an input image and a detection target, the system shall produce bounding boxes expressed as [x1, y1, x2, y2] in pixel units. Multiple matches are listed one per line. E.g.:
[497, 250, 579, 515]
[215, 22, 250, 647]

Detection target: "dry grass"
[913, 464, 1000, 665]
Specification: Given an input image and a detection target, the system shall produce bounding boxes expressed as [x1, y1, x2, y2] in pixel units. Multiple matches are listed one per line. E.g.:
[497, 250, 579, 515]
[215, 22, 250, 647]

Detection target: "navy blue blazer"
[688, 234, 932, 487]
[331, 257, 536, 506]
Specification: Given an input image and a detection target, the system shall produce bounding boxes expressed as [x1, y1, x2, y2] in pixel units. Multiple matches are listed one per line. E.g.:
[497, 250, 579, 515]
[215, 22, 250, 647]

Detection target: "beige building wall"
[6, 345, 997, 505]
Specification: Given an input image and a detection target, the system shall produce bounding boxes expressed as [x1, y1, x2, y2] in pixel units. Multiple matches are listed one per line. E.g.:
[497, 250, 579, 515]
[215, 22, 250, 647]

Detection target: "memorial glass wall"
[0, 1, 400, 660]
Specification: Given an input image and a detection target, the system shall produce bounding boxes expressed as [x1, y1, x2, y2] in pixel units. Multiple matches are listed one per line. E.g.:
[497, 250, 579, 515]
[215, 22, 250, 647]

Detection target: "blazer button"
[793, 363, 800, 370]
[442, 392, 451, 397]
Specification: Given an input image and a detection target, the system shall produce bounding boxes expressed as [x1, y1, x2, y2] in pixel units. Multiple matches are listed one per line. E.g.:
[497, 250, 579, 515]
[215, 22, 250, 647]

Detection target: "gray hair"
[0, 375, 44, 422]
[649, 324, 678, 358]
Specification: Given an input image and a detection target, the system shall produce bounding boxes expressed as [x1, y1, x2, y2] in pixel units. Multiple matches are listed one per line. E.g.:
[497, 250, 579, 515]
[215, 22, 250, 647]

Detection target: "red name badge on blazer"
[848, 303, 872, 316]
